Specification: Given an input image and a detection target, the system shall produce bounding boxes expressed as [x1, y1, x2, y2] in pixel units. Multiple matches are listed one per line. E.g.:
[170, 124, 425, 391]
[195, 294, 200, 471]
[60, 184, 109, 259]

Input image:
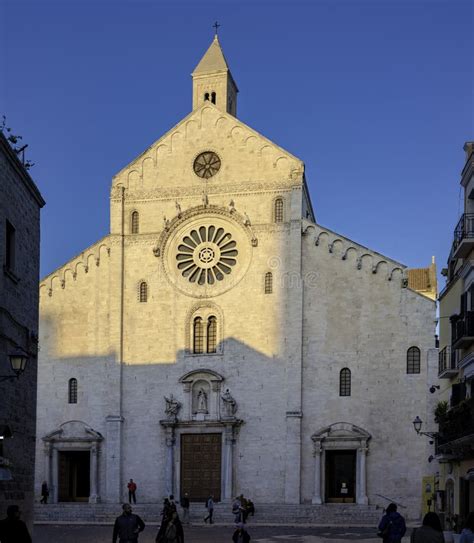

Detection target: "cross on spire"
[213, 21, 221, 36]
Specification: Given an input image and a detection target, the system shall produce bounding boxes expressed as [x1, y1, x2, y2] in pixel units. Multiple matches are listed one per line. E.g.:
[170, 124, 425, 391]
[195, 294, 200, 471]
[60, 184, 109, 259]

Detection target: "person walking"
[232, 496, 242, 523]
[0, 505, 32, 543]
[460, 512, 474, 543]
[410, 512, 444, 543]
[204, 495, 214, 524]
[180, 493, 190, 525]
[128, 479, 138, 504]
[378, 503, 406, 543]
[40, 481, 49, 504]
[112, 503, 145, 543]
[232, 522, 251, 543]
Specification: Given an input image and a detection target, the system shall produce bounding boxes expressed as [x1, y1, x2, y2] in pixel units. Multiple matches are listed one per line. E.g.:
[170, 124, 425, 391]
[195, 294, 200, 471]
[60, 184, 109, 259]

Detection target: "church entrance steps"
[34, 503, 382, 525]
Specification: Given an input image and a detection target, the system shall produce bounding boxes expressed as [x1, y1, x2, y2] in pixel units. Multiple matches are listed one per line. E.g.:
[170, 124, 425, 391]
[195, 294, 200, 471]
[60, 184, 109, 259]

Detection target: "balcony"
[451, 311, 474, 349]
[438, 346, 459, 378]
[453, 213, 474, 258]
[437, 397, 474, 458]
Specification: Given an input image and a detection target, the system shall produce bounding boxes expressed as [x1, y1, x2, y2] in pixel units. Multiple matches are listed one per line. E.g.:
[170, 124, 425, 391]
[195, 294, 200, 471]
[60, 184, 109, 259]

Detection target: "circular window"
[193, 151, 221, 179]
[176, 225, 238, 285]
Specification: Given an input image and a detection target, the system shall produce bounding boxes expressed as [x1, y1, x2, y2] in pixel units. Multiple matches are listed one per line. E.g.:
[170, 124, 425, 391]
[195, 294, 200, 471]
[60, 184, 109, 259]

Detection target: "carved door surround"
[42, 420, 103, 504]
[160, 369, 243, 502]
[311, 422, 371, 505]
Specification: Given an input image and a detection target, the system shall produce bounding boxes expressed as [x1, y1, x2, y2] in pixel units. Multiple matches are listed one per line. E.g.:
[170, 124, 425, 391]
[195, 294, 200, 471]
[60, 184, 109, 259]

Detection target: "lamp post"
[412, 416, 438, 439]
[0, 348, 29, 382]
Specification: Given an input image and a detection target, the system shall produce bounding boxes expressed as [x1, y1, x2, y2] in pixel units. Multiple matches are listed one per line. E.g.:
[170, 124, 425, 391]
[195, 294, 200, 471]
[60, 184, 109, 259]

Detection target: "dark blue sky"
[2, 0, 473, 280]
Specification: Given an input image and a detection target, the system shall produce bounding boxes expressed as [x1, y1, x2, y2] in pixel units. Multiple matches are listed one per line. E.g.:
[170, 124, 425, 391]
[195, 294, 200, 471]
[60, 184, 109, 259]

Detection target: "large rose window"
[176, 225, 238, 285]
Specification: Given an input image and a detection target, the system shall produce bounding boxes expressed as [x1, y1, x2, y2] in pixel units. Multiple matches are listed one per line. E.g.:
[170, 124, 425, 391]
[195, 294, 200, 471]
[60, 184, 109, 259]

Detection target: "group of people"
[232, 494, 255, 524]
[378, 503, 474, 543]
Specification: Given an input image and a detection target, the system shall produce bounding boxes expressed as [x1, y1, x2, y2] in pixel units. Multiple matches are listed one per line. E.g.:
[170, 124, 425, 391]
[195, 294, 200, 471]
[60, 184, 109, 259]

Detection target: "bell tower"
[192, 35, 238, 117]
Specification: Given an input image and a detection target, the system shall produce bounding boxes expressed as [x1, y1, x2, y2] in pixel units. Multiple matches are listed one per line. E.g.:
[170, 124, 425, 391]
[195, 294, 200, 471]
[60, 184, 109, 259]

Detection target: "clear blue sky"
[2, 0, 473, 280]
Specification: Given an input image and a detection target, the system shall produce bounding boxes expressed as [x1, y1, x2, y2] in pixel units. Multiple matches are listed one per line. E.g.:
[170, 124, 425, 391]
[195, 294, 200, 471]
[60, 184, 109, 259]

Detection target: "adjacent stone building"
[437, 141, 474, 528]
[0, 130, 45, 530]
[35, 36, 437, 517]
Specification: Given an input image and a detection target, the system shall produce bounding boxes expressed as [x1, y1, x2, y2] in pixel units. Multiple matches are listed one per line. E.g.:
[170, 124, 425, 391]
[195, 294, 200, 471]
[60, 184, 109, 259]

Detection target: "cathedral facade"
[35, 36, 437, 515]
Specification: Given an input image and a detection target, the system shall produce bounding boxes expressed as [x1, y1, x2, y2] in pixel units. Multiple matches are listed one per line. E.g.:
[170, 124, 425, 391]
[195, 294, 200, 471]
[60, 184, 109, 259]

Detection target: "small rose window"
[176, 225, 238, 285]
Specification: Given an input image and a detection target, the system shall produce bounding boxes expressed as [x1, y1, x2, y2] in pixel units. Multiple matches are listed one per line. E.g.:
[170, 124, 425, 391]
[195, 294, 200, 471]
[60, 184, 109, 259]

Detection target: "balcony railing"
[438, 346, 459, 378]
[453, 213, 474, 257]
[451, 311, 474, 348]
[437, 397, 474, 454]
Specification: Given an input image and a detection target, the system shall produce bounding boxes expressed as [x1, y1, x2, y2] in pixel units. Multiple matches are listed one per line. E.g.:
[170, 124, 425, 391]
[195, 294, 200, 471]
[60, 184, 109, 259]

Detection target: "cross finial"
[213, 21, 221, 36]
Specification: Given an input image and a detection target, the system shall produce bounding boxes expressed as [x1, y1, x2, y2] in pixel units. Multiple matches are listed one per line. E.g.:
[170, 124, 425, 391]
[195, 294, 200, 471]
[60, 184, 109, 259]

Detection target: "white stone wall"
[36, 104, 436, 518]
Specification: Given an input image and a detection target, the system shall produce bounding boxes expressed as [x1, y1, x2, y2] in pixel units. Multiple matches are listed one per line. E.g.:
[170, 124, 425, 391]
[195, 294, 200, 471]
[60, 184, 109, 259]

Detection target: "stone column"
[165, 428, 176, 497]
[89, 443, 100, 503]
[51, 446, 59, 503]
[223, 426, 234, 502]
[44, 443, 52, 495]
[357, 447, 368, 505]
[312, 442, 322, 504]
[106, 415, 124, 503]
[183, 383, 192, 421]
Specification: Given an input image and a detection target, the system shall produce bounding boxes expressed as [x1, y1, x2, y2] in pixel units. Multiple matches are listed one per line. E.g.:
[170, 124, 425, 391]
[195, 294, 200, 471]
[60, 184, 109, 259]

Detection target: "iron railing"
[438, 346, 458, 375]
[453, 213, 474, 251]
[451, 311, 474, 347]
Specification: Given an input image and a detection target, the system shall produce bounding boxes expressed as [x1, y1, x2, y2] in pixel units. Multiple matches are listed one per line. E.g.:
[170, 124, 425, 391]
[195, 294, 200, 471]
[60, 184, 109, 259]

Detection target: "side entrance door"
[325, 450, 356, 503]
[58, 450, 90, 502]
[180, 433, 221, 502]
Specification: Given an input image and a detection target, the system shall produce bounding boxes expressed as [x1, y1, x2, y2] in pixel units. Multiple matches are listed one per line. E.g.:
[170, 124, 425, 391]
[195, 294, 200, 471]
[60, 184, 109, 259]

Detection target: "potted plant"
[434, 400, 448, 422]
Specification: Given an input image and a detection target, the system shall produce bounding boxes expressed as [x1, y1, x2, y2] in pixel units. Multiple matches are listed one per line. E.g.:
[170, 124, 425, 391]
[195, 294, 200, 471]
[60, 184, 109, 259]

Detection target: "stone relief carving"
[221, 388, 237, 418]
[164, 394, 182, 421]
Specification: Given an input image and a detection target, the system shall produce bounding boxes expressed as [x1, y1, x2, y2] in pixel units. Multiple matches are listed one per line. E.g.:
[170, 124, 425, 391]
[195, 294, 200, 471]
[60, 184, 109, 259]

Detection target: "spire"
[192, 35, 230, 75]
[191, 34, 238, 116]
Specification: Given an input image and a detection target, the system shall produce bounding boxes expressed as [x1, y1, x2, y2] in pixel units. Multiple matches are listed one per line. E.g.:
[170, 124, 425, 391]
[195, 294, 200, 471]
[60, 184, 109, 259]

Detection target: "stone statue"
[202, 192, 209, 207]
[163, 216, 170, 230]
[197, 389, 208, 413]
[164, 394, 182, 421]
[221, 388, 237, 417]
[244, 212, 251, 226]
[229, 199, 235, 213]
[175, 201, 182, 217]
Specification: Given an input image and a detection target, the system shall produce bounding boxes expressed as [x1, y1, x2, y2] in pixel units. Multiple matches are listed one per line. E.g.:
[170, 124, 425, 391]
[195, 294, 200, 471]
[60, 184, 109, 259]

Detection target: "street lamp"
[0, 348, 29, 382]
[412, 416, 438, 439]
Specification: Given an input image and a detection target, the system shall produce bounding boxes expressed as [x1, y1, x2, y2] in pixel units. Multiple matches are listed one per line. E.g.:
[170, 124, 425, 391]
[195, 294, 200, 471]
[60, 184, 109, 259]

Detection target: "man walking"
[204, 494, 214, 524]
[127, 479, 138, 504]
[180, 492, 190, 524]
[40, 481, 49, 504]
[112, 503, 145, 543]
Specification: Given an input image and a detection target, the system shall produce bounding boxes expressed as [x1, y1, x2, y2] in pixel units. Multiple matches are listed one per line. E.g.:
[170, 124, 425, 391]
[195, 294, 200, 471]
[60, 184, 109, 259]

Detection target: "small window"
[139, 281, 148, 303]
[265, 272, 273, 294]
[339, 368, 351, 397]
[207, 316, 217, 353]
[211, 92, 216, 104]
[5, 220, 16, 271]
[407, 346, 421, 374]
[204, 92, 210, 101]
[193, 317, 204, 354]
[274, 198, 284, 223]
[68, 378, 78, 404]
[131, 211, 139, 234]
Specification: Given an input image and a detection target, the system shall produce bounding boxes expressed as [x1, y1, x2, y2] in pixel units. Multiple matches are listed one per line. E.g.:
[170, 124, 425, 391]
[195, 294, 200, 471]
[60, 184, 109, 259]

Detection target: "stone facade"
[0, 131, 45, 531]
[35, 37, 436, 518]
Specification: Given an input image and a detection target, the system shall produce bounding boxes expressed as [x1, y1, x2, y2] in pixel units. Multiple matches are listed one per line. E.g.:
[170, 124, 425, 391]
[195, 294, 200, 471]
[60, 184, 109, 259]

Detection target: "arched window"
[193, 317, 204, 354]
[139, 281, 148, 303]
[131, 211, 139, 234]
[204, 92, 210, 101]
[274, 198, 284, 223]
[339, 368, 351, 397]
[407, 346, 421, 374]
[207, 316, 217, 353]
[265, 272, 273, 294]
[211, 92, 216, 104]
[68, 378, 78, 404]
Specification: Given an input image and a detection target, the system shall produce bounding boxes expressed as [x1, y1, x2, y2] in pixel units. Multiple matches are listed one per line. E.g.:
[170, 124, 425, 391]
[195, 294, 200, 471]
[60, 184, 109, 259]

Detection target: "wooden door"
[180, 433, 221, 502]
[58, 451, 90, 502]
[325, 450, 356, 503]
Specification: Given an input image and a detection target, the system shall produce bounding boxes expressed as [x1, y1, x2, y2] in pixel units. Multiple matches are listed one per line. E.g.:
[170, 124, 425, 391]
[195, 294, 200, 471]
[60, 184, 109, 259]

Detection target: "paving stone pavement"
[34, 524, 412, 542]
